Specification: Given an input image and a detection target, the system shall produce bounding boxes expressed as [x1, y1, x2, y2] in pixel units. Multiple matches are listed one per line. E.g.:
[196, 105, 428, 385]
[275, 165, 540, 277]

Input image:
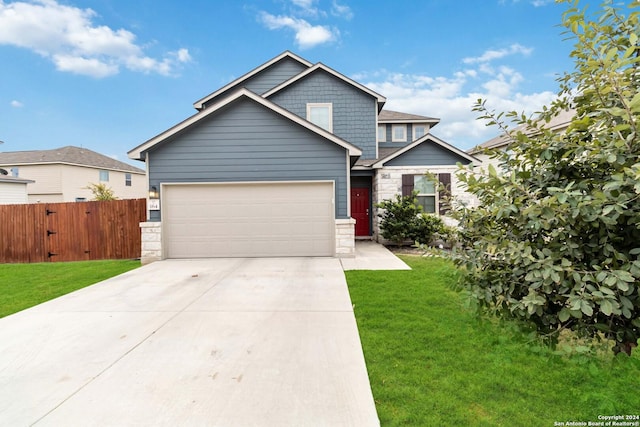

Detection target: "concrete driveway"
[0, 258, 380, 426]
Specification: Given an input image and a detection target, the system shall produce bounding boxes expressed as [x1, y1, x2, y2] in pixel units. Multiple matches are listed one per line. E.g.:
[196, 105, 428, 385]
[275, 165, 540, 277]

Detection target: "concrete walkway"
[0, 258, 380, 426]
[341, 241, 411, 271]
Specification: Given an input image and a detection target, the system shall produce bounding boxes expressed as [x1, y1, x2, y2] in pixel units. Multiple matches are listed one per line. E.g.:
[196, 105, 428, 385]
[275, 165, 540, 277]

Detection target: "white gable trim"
[192, 51, 313, 110]
[372, 134, 480, 169]
[263, 63, 387, 105]
[128, 88, 362, 160]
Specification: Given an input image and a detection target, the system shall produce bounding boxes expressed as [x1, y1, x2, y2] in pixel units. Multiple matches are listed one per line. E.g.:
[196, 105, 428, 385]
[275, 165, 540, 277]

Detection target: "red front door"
[351, 187, 370, 236]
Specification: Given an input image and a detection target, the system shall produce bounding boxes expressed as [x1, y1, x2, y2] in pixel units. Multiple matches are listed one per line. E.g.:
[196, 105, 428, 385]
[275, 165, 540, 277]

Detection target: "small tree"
[86, 183, 118, 201]
[454, 0, 640, 355]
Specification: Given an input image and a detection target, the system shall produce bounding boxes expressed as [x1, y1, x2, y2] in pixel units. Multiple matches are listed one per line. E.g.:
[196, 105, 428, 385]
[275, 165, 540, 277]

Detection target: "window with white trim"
[392, 125, 406, 142]
[306, 103, 333, 132]
[125, 173, 132, 187]
[99, 170, 109, 182]
[378, 125, 386, 142]
[413, 124, 427, 140]
[414, 175, 437, 213]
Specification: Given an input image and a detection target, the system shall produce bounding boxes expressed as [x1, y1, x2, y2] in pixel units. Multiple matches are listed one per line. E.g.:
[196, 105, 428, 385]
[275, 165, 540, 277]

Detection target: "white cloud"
[259, 12, 337, 49]
[0, 0, 191, 78]
[258, 0, 348, 48]
[331, 0, 353, 20]
[463, 43, 533, 64]
[358, 57, 556, 149]
[10, 100, 24, 108]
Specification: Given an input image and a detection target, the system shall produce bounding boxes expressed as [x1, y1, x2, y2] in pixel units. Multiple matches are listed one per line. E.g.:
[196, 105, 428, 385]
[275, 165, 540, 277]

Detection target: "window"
[377, 125, 386, 142]
[99, 170, 109, 182]
[413, 124, 427, 140]
[75, 197, 87, 202]
[306, 103, 333, 132]
[414, 175, 437, 213]
[392, 125, 406, 142]
[11, 167, 18, 177]
[125, 173, 132, 187]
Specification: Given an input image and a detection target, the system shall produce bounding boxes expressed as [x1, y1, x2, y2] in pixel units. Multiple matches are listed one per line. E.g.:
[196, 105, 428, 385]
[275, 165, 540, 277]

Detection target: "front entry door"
[351, 187, 370, 236]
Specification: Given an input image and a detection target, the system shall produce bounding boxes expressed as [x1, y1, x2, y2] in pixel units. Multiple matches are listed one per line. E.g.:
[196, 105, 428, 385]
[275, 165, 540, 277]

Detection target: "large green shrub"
[377, 193, 444, 245]
[454, 0, 640, 355]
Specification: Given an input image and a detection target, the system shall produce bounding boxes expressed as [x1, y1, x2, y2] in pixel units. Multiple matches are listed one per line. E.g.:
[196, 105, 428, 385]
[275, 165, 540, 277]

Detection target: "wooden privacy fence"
[0, 199, 146, 263]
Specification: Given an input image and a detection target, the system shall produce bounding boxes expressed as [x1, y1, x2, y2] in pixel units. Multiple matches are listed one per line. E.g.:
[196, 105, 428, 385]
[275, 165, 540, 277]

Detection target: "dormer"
[377, 110, 440, 149]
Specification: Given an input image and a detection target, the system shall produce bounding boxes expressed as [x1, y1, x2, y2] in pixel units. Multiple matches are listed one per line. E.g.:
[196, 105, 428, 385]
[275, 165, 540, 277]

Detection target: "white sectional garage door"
[163, 182, 335, 258]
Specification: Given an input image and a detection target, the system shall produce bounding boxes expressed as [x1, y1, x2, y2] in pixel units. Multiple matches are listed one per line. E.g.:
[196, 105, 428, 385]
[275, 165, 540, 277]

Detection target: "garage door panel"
[163, 182, 334, 258]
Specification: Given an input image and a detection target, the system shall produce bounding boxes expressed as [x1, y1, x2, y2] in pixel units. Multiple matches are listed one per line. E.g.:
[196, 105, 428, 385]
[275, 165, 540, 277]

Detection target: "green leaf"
[558, 308, 571, 322]
[600, 299, 613, 316]
[581, 300, 593, 316]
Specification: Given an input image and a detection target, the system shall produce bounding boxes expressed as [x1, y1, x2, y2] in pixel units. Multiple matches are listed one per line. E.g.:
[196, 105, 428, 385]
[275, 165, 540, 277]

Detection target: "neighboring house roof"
[371, 133, 480, 169]
[469, 109, 576, 153]
[378, 110, 440, 126]
[192, 51, 313, 111]
[128, 88, 363, 161]
[263, 63, 387, 110]
[0, 176, 35, 184]
[0, 146, 145, 174]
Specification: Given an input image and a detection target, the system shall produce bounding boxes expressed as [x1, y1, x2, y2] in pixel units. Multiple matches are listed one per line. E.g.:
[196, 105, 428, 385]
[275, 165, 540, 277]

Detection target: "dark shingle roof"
[0, 146, 144, 174]
[378, 110, 439, 124]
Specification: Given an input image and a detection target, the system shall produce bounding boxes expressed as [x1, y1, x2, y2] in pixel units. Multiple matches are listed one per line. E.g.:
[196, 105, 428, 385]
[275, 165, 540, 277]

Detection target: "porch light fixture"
[149, 186, 159, 199]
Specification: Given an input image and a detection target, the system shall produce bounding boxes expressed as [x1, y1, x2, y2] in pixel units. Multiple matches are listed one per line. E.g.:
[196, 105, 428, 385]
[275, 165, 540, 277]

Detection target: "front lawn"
[346, 256, 640, 426]
[0, 260, 140, 318]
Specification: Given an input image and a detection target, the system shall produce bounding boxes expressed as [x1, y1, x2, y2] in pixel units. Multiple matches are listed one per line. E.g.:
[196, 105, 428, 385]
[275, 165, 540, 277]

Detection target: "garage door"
[163, 182, 335, 258]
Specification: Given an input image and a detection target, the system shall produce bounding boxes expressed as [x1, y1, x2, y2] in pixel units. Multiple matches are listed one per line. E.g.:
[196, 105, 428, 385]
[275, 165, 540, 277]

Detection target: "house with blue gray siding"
[128, 51, 479, 263]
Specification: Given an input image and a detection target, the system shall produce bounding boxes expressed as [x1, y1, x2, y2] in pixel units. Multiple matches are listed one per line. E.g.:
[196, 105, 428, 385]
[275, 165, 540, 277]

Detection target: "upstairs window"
[413, 124, 427, 140]
[99, 170, 109, 182]
[392, 125, 406, 142]
[306, 103, 333, 132]
[125, 173, 132, 187]
[377, 125, 386, 142]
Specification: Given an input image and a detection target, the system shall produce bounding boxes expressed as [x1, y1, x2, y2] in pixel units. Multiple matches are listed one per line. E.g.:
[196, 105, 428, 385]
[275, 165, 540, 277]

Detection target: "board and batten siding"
[147, 98, 349, 221]
[268, 69, 378, 160]
[202, 57, 309, 109]
[383, 141, 473, 167]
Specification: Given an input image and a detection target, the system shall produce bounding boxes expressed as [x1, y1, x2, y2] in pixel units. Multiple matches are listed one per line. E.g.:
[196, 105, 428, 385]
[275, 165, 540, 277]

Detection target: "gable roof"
[0, 146, 145, 174]
[469, 109, 576, 154]
[192, 51, 313, 111]
[378, 110, 440, 126]
[371, 133, 479, 168]
[128, 88, 363, 161]
[262, 63, 387, 110]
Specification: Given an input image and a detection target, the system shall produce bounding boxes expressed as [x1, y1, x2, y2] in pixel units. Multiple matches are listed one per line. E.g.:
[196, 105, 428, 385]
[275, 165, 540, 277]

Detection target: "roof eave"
[128, 88, 362, 160]
[192, 51, 313, 110]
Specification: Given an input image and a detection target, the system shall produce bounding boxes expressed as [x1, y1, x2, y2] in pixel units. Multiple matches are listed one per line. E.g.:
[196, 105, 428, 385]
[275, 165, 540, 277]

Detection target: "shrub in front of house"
[377, 193, 445, 246]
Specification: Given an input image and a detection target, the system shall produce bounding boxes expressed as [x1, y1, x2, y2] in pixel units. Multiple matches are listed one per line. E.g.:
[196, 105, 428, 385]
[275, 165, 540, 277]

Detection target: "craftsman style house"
[129, 51, 478, 263]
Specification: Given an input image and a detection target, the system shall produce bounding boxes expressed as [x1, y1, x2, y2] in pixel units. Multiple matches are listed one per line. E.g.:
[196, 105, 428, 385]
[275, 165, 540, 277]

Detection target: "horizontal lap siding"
[148, 98, 348, 221]
[383, 141, 473, 166]
[268, 70, 378, 160]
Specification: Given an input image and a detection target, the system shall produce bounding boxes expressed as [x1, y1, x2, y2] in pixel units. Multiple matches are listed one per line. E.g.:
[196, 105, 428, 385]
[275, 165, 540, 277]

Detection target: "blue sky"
[0, 0, 608, 165]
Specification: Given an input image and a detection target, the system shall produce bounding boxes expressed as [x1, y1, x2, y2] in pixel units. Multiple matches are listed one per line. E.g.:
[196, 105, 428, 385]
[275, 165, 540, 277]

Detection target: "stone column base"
[335, 218, 356, 258]
[140, 221, 162, 265]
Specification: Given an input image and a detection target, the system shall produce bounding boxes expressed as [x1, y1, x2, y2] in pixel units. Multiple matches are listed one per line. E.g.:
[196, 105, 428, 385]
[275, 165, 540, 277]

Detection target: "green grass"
[0, 260, 140, 318]
[346, 256, 640, 426]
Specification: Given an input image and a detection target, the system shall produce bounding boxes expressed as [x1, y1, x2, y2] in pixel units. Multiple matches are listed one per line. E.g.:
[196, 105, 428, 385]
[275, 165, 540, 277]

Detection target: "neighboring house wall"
[268, 70, 378, 159]
[5, 164, 145, 203]
[202, 57, 309, 109]
[147, 98, 349, 221]
[0, 181, 29, 204]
